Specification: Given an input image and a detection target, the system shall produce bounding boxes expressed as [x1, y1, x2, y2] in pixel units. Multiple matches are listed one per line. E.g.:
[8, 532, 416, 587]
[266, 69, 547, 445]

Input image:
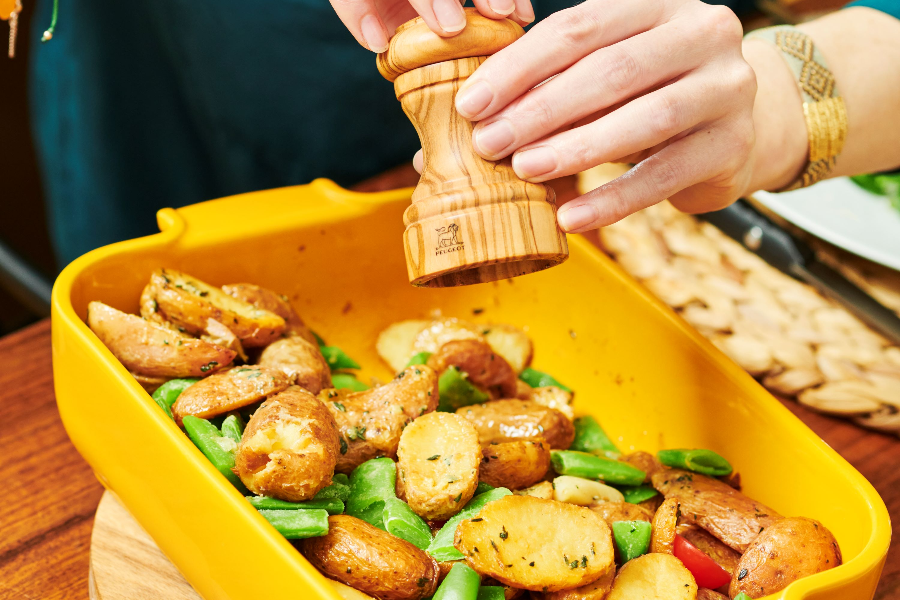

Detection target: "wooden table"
[2, 167, 898, 600]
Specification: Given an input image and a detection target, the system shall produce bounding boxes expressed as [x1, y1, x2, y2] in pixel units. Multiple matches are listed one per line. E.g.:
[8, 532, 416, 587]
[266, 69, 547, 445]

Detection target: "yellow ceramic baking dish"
[51, 179, 889, 600]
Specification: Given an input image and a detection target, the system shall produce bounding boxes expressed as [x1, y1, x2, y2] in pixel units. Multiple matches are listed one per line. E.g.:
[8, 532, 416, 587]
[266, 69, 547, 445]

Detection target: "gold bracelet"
[745, 26, 848, 191]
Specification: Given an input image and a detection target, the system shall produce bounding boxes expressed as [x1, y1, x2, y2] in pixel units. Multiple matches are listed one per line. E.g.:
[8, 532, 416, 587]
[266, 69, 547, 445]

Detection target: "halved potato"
[454, 495, 614, 592]
[480, 440, 551, 490]
[589, 502, 653, 527]
[259, 336, 332, 394]
[541, 563, 616, 600]
[171, 366, 290, 425]
[87, 301, 235, 378]
[515, 480, 554, 500]
[413, 318, 484, 355]
[147, 269, 285, 347]
[483, 324, 533, 374]
[222, 283, 318, 344]
[528, 386, 574, 420]
[376, 320, 431, 372]
[201, 318, 247, 362]
[456, 399, 575, 450]
[427, 339, 518, 399]
[650, 498, 679, 554]
[554, 476, 625, 505]
[606, 553, 697, 600]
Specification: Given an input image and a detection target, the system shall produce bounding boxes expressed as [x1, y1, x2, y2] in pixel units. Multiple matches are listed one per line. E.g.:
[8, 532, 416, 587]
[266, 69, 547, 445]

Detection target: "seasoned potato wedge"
[480, 440, 551, 490]
[259, 336, 332, 394]
[139, 284, 170, 326]
[696, 590, 728, 600]
[201, 318, 247, 362]
[427, 339, 518, 399]
[300, 515, 439, 600]
[413, 318, 484, 355]
[234, 386, 340, 501]
[171, 366, 290, 425]
[456, 399, 575, 449]
[323, 366, 439, 473]
[329, 580, 376, 600]
[652, 469, 781, 552]
[554, 476, 625, 505]
[483, 324, 533, 374]
[454, 495, 614, 592]
[222, 283, 318, 344]
[730, 517, 841, 598]
[397, 412, 481, 520]
[677, 524, 741, 576]
[620, 452, 664, 482]
[589, 502, 653, 527]
[147, 269, 285, 347]
[87, 301, 235, 378]
[540, 564, 616, 600]
[606, 553, 697, 600]
[376, 320, 431, 372]
[528, 386, 574, 420]
[515, 480, 554, 500]
[650, 498, 679, 554]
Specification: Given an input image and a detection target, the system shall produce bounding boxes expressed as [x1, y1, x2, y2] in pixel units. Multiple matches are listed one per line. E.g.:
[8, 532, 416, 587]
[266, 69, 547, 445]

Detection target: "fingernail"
[514, 2, 535, 23]
[474, 120, 515, 158]
[456, 81, 494, 118]
[360, 14, 389, 53]
[513, 147, 558, 180]
[558, 204, 598, 232]
[488, 0, 516, 16]
[432, 0, 467, 33]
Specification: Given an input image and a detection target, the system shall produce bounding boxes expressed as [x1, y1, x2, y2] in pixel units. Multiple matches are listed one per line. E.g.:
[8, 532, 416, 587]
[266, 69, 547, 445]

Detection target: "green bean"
[612, 520, 652, 562]
[319, 346, 361, 371]
[550, 451, 645, 486]
[331, 373, 369, 391]
[656, 448, 732, 477]
[332, 473, 350, 486]
[246, 496, 344, 514]
[182, 415, 247, 492]
[615, 484, 658, 504]
[474, 481, 495, 495]
[476, 586, 505, 600]
[571, 416, 619, 455]
[518, 367, 571, 392]
[383, 497, 433, 550]
[314, 478, 351, 503]
[406, 351, 432, 367]
[346, 457, 396, 530]
[257, 508, 329, 539]
[151, 378, 199, 419]
[433, 563, 480, 600]
[219, 414, 244, 445]
[438, 366, 490, 412]
[310, 330, 326, 346]
[733, 594, 752, 600]
[428, 487, 511, 561]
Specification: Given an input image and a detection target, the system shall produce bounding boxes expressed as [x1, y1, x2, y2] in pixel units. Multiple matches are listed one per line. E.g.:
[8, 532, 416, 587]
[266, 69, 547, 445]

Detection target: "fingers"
[454, 0, 671, 120]
[329, 0, 391, 52]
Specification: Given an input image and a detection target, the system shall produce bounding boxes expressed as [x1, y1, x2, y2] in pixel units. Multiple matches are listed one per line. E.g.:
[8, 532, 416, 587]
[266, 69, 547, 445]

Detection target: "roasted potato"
[482, 324, 533, 374]
[620, 452, 664, 482]
[300, 515, 440, 600]
[413, 318, 484, 355]
[456, 399, 575, 450]
[147, 269, 285, 347]
[259, 336, 332, 394]
[376, 320, 431, 372]
[480, 440, 551, 490]
[515, 480, 554, 500]
[87, 301, 235, 378]
[540, 564, 616, 600]
[696, 590, 728, 600]
[528, 386, 574, 420]
[606, 553, 697, 600]
[397, 412, 481, 520]
[329, 580, 376, 600]
[729, 517, 841, 598]
[234, 386, 340, 501]
[589, 502, 653, 527]
[427, 339, 518, 399]
[201, 317, 247, 362]
[323, 366, 439, 473]
[677, 524, 741, 577]
[554, 476, 625, 505]
[171, 366, 290, 425]
[222, 283, 318, 344]
[651, 469, 781, 552]
[454, 495, 615, 592]
[649, 498, 679, 554]
[139, 284, 170, 326]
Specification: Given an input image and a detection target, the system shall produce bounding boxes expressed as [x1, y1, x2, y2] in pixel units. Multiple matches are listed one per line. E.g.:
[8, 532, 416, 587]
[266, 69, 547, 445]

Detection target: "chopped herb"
[427, 455, 440, 461]
[333, 402, 346, 412]
[177, 340, 183, 346]
[490, 540, 498, 551]
[163, 340, 169, 345]
[327, 391, 338, 398]
[529, 562, 535, 567]
[416, 577, 428, 588]
[569, 560, 579, 569]
[199, 361, 218, 373]
[738, 569, 748, 581]
[346, 567, 352, 574]
[454, 493, 462, 502]
[339, 438, 348, 455]
[499, 526, 508, 540]
[414, 369, 421, 375]
[471, 518, 483, 522]
[150, 299, 158, 312]
[581, 556, 587, 568]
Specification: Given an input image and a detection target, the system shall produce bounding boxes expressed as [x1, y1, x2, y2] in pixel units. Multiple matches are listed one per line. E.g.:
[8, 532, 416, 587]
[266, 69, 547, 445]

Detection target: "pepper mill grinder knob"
[378, 9, 568, 288]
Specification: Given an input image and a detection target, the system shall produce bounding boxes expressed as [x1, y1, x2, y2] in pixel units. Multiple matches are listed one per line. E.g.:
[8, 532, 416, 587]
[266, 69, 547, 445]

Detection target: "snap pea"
[182, 415, 247, 492]
[406, 351, 432, 367]
[433, 563, 480, 600]
[518, 367, 571, 392]
[332, 472, 350, 486]
[612, 520, 652, 562]
[550, 451, 645, 486]
[733, 594, 752, 600]
[219, 414, 244, 445]
[438, 366, 490, 412]
[657, 448, 732, 477]
[346, 457, 396, 530]
[257, 508, 329, 539]
[474, 481, 495, 495]
[571, 416, 620, 455]
[151, 378, 199, 419]
[331, 373, 369, 391]
[310, 330, 327, 346]
[383, 497, 433, 550]
[246, 496, 344, 514]
[314, 478, 351, 503]
[428, 487, 511, 561]
[615, 484, 658, 504]
[319, 346, 361, 371]
[476, 586, 505, 600]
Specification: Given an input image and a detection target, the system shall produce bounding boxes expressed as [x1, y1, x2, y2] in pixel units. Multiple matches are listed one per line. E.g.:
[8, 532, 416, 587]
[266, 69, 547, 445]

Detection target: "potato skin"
[397, 412, 481, 520]
[696, 590, 728, 600]
[413, 318, 484, 355]
[652, 469, 781, 552]
[427, 339, 518, 399]
[606, 553, 697, 600]
[299, 515, 439, 600]
[620, 452, 664, 482]
[87, 301, 235, 378]
[221, 283, 318, 345]
[234, 386, 340, 501]
[528, 386, 574, 420]
[729, 517, 841, 598]
[539, 564, 615, 600]
[650, 498, 679, 555]
[515, 480, 554, 500]
[454, 495, 615, 592]
[171, 366, 290, 425]
[259, 336, 332, 394]
[589, 502, 653, 527]
[483, 324, 533, 374]
[456, 399, 575, 450]
[480, 440, 551, 490]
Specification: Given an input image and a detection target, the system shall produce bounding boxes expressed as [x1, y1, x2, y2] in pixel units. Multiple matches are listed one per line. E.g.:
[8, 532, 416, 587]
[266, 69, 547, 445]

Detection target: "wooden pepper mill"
[378, 9, 568, 287]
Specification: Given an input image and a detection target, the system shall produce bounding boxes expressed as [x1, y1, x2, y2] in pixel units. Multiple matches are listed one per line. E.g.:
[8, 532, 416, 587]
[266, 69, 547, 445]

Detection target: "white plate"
[753, 177, 900, 271]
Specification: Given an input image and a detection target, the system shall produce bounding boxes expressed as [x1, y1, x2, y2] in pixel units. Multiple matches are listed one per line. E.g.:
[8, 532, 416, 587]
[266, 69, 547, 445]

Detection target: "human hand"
[444, 0, 758, 233]
[329, 0, 534, 53]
